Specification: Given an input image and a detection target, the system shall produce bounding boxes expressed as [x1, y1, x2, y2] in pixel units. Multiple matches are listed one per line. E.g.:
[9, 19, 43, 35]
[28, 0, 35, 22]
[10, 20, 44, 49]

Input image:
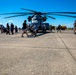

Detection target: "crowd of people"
[0, 20, 76, 38]
[6, 23, 18, 35]
[0, 23, 18, 35]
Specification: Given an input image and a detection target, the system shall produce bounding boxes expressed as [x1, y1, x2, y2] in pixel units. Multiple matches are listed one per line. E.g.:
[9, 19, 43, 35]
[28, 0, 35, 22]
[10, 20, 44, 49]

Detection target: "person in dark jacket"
[42, 24, 46, 33]
[21, 20, 29, 37]
[6, 23, 10, 35]
[15, 25, 18, 33]
[10, 23, 14, 35]
[57, 24, 61, 33]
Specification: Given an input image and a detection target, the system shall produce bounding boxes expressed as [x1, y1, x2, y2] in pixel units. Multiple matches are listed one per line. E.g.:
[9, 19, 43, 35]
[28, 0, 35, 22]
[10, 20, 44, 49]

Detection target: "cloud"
[8, 20, 15, 23]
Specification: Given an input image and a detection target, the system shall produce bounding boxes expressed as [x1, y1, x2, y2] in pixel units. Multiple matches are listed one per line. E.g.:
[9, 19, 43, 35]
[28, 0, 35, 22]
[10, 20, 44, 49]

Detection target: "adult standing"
[0, 25, 3, 33]
[57, 24, 61, 33]
[10, 23, 14, 35]
[42, 24, 46, 33]
[50, 25, 52, 32]
[21, 20, 29, 37]
[73, 20, 76, 34]
[15, 25, 18, 33]
[6, 23, 10, 35]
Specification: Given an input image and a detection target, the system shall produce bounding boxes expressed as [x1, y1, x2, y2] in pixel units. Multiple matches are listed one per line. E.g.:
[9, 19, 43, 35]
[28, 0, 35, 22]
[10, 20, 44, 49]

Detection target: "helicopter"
[0, 8, 76, 34]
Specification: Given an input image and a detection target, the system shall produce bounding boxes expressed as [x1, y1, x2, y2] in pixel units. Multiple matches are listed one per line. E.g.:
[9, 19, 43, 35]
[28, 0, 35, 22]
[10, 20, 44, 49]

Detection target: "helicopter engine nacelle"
[42, 16, 47, 21]
[27, 16, 32, 22]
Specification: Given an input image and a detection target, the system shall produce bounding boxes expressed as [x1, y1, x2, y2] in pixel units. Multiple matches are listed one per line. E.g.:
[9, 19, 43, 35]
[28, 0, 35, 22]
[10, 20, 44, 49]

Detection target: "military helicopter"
[0, 8, 76, 33]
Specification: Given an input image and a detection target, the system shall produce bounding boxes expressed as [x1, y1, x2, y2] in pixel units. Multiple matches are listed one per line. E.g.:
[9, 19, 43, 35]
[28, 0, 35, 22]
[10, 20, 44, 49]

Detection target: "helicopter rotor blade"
[47, 13, 76, 18]
[44, 12, 76, 15]
[21, 8, 37, 13]
[4, 14, 29, 19]
[0, 12, 34, 15]
[47, 16, 56, 20]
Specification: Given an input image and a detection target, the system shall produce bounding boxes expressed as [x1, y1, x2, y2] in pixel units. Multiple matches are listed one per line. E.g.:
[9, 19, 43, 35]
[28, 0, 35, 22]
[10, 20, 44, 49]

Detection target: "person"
[21, 20, 29, 37]
[1, 25, 3, 33]
[42, 24, 46, 33]
[73, 20, 76, 34]
[29, 24, 38, 37]
[6, 23, 10, 35]
[15, 25, 18, 33]
[50, 25, 52, 32]
[57, 24, 61, 33]
[10, 23, 14, 35]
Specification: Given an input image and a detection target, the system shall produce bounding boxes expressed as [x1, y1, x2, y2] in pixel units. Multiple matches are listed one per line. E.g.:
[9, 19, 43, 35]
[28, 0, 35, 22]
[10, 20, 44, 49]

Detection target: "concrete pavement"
[0, 30, 76, 75]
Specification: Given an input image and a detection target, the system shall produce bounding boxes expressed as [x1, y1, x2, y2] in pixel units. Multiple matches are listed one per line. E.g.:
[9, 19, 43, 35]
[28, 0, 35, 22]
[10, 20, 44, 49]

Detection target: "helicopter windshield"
[31, 15, 42, 23]
[32, 20, 38, 23]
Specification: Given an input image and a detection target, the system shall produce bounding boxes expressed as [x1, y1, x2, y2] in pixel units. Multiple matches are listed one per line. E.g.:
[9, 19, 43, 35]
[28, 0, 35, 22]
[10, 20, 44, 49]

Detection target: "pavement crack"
[57, 34, 76, 63]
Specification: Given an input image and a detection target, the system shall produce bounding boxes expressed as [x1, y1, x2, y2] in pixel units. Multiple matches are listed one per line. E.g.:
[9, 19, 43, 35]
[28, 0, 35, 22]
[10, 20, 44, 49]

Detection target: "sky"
[0, 0, 76, 28]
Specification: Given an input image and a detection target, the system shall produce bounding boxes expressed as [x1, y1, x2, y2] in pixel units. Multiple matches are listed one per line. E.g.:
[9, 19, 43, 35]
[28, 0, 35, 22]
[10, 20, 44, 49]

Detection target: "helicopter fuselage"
[29, 14, 49, 30]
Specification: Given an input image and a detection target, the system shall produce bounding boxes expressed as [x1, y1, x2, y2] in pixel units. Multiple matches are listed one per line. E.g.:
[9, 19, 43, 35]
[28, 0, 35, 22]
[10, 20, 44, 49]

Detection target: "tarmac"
[0, 30, 76, 75]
